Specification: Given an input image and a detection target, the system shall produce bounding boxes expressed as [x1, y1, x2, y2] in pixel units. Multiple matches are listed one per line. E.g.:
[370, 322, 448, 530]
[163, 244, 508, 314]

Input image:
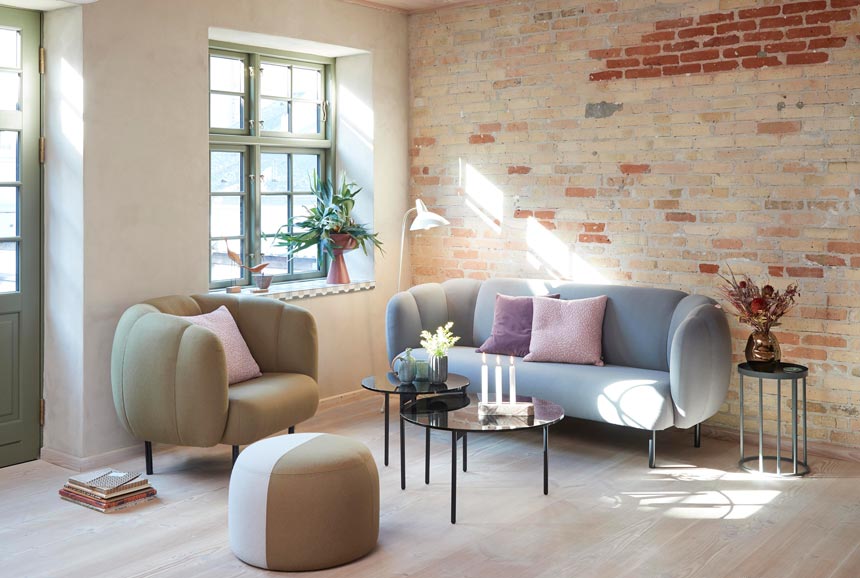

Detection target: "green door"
[0, 7, 40, 468]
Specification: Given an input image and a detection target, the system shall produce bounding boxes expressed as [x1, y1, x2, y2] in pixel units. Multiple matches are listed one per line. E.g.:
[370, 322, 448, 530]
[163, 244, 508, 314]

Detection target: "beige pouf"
[229, 433, 379, 571]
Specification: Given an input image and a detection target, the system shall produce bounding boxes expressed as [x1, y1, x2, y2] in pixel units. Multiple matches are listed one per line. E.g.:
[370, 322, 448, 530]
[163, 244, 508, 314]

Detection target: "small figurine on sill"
[226, 242, 272, 293]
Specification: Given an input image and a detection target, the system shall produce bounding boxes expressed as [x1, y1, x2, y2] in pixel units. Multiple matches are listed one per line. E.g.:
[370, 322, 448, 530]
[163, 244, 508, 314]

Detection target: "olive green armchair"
[111, 293, 319, 474]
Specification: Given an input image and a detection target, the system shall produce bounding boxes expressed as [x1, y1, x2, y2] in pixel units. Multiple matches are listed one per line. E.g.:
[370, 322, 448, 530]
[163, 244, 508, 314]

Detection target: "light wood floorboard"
[2, 395, 860, 578]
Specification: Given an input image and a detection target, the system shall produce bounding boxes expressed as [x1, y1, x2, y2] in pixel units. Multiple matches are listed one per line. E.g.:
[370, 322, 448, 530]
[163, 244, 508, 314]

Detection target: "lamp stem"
[398, 207, 418, 293]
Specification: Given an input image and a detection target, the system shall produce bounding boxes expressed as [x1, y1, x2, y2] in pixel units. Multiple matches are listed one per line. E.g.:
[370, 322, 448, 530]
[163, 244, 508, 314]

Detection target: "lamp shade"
[409, 199, 449, 231]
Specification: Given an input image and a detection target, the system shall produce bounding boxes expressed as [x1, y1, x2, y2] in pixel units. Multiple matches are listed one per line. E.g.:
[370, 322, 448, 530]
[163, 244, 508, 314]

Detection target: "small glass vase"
[745, 330, 781, 371]
[391, 348, 417, 384]
[428, 355, 448, 385]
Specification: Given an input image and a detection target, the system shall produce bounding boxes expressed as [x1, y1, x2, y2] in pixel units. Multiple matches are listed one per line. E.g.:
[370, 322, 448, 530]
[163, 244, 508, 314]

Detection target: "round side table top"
[360, 372, 470, 395]
[738, 362, 808, 379]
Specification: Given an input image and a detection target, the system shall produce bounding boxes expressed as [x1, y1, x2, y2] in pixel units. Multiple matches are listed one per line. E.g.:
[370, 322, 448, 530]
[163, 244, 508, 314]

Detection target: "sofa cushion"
[180, 305, 262, 385]
[477, 293, 559, 357]
[525, 295, 607, 366]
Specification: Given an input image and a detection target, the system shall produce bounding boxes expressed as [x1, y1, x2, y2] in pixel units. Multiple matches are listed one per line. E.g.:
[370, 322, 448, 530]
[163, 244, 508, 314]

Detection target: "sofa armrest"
[385, 283, 451, 362]
[111, 306, 229, 447]
[273, 302, 318, 382]
[668, 298, 732, 429]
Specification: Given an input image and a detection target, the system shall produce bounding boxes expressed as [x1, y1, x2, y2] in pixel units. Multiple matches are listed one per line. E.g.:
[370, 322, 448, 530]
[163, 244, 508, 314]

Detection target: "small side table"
[738, 362, 809, 477]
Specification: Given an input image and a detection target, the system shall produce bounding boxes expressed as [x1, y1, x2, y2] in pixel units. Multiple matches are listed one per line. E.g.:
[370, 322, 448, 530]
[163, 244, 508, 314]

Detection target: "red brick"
[806, 10, 852, 24]
[717, 20, 757, 34]
[678, 26, 715, 39]
[607, 58, 641, 68]
[760, 225, 800, 236]
[853, 257, 860, 268]
[765, 41, 807, 52]
[703, 34, 740, 47]
[725, 44, 762, 58]
[493, 79, 522, 90]
[513, 209, 533, 218]
[786, 266, 824, 277]
[805, 254, 846, 266]
[507, 165, 532, 174]
[738, 6, 780, 19]
[506, 121, 528, 131]
[760, 15, 804, 28]
[832, 0, 860, 7]
[787, 51, 829, 64]
[565, 187, 596, 197]
[809, 36, 847, 49]
[699, 12, 734, 25]
[787, 26, 831, 38]
[589, 70, 623, 81]
[534, 210, 556, 220]
[666, 212, 696, 222]
[663, 40, 700, 52]
[745, 31, 785, 41]
[681, 49, 721, 62]
[478, 123, 501, 132]
[769, 265, 785, 277]
[782, 1, 826, 15]
[742, 56, 783, 68]
[619, 163, 651, 174]
[783, 346, 827, 360]
[656, 17, 694, 30]
[703, 60, 739, 72]
[644, 54, 679, 66]
[578, 234, 611, 243]
[828, 241, 860, 253]
[626, 44, 661, 56]
[589, 48, 622, 59]
[469, 134, 495, 144]
[663, 63, 702, 75]
[699, 263, 720, 274]
[802, 334, 847, 348]
[713, 238, 743, 249]
[625, 67, 662, 78]
[413, 137, 436, 146]
[583, 222, 605, 232]
[641, 30, 675, 43]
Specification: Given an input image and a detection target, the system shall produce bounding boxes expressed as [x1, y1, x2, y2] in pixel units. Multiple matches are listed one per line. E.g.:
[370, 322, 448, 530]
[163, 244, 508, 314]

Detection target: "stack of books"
[59, 469, 157, 513]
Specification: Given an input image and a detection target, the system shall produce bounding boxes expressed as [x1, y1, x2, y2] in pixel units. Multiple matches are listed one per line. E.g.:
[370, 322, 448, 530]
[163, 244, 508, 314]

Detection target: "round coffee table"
[401, 393, 564, 524]
[360, 373, 469, 479]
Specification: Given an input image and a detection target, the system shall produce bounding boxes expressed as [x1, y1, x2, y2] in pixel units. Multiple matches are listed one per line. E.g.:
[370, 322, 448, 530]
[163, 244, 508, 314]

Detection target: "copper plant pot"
[745, 330, 781, 371]
[326, 233, 358, 285]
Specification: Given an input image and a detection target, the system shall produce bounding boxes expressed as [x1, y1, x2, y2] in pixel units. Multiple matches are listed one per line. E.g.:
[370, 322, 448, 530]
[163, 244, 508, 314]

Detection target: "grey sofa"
[386, 278, 731, 466]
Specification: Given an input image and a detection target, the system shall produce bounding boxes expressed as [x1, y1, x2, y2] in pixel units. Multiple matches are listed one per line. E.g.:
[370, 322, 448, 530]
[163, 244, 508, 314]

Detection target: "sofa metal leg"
[144, 441, 153, 476]
[648, 431, 656, 468]
[232, 445, 240, 466]
[694, 423, 701, 448]
[288, 426, 295, 434]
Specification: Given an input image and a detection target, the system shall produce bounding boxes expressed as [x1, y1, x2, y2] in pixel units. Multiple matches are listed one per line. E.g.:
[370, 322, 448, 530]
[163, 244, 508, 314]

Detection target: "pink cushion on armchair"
[524, 295, 608, 366]
[180, 305, 262, 384]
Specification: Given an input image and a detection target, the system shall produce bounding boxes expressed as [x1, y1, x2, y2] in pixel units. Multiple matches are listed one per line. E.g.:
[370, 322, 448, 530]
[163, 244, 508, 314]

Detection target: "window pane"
[260, 153, 288, 193]
[293, 67, 320, 100]
[261, 99, 288, 132]
[210, 55, 244, 93]
[0, 187, 15, 236]
[210, 195, 243, 237]
[292, 102, 320, 134]
[0, 29, 20, 69]
[261, 62, 290, 97]
[292, 156, 319, 192]
[0, 241, 16, 293]
[210, 151, 243, 192]
[0, 71, 20, 111]
[0, 132, 18, 182]
[260, 239, 290, 278]
[210, 94, 244, 130]
[293, 245, 319, 274]
[211, 240, 242, 283]
[261, 194, 289, 235]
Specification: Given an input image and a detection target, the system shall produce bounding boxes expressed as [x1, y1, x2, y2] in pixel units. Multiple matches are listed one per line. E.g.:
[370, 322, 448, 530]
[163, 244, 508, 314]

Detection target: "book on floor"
[60, 469, 157, 513]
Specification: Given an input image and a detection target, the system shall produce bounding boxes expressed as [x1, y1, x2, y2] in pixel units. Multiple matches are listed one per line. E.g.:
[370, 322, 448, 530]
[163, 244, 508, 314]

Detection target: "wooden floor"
[3, 395, 860, 578]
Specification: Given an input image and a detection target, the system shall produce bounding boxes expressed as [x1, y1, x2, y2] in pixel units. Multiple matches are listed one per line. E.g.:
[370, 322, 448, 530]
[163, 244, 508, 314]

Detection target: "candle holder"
[478, 401, 534, 416]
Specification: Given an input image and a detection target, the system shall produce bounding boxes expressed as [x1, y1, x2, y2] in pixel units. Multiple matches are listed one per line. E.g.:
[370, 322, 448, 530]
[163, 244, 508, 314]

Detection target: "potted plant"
[225, 242, 271, 293]
[274, 172, 383, 285]
[718, 266, 799, 370]
[420, 322, 460, 384]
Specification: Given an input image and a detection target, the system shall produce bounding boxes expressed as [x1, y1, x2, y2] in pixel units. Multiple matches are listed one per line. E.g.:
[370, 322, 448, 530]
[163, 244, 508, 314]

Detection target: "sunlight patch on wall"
[460, 160, 502, 233]
[60, 58, 83, 156]
[526, 217, 608, 284]
[339, 85, 373, 148]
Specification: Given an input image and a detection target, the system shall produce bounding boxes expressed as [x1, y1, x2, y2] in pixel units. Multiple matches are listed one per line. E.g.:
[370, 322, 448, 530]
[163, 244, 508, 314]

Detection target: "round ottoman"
[229, 433, 379, 571]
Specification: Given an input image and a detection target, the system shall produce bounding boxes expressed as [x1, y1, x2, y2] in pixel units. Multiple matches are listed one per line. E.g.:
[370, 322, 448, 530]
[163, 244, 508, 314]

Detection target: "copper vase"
[326, 233, 358, 285]
[745, 330, 781, 371]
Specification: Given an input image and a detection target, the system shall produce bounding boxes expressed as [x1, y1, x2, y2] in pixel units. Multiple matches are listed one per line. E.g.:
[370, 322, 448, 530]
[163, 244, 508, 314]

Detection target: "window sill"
[211, 279, 375, 302]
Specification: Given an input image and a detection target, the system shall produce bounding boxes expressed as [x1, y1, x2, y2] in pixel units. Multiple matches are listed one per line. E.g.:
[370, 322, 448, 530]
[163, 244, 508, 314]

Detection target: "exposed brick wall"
[588, 0, 855, 81]
[408, 1, 860, 447]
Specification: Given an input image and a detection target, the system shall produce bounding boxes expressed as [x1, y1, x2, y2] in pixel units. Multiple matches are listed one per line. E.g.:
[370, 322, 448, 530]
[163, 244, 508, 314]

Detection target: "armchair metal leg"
[144, 441, 153, 475]
[232, 445, 240, 466]
[648, 431, 656, 469]
[694, 423, 701, 448]
[288, 426, 295, 434]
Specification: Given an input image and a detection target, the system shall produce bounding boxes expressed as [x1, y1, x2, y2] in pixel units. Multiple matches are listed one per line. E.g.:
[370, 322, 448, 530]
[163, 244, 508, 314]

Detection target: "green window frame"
[208, 43, 333, 289]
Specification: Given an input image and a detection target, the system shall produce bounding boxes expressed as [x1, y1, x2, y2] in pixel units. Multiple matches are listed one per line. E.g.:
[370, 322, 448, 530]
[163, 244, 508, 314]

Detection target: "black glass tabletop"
[361, 373, 470, 395]
[401, 393, 565, 433]
[738, 362, 808, 379]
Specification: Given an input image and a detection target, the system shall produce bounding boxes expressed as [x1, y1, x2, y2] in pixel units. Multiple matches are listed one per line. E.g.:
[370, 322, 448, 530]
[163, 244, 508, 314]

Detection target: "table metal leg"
[803, 376, 808, 465]
[400, 416, 406, 490]
[425, 428, 430, 485]
[384, 393, 389, 467]
[451, 431, 457, 524]
[777, 378, 782, 476]
[463, 432, 467, 472]
[792, 377, 798, 475]
[543, 426, 549, 495]
[758, 377, 764, 473]
[739, 373, 745, 463]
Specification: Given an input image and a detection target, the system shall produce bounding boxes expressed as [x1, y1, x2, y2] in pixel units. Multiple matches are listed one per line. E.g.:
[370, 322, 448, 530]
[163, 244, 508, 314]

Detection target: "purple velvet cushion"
[524, 295, 608, 366]
[477, 293, 560, 357]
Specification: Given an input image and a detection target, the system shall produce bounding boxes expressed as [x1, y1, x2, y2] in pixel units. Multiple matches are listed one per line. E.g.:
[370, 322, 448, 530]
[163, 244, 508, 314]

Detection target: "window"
[209, 43, 331, 289]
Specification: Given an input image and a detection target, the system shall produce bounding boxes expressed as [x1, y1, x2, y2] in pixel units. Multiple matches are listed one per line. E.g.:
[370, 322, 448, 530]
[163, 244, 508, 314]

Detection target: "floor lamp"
[397, 199, 450, 292]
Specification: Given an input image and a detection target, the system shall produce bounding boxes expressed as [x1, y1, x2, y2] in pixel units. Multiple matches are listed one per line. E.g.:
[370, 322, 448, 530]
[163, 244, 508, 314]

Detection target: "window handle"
[322, 100, 328, 123]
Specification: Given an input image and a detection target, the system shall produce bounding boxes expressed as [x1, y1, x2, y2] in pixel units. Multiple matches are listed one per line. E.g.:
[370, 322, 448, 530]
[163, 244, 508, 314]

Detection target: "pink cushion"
[524, 295, 608, 366]
[180, 305, 262, 384]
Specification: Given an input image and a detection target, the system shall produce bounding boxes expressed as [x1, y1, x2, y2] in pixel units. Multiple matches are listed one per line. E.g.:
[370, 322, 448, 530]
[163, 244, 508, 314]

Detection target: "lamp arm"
[397, 207, 418, 293]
